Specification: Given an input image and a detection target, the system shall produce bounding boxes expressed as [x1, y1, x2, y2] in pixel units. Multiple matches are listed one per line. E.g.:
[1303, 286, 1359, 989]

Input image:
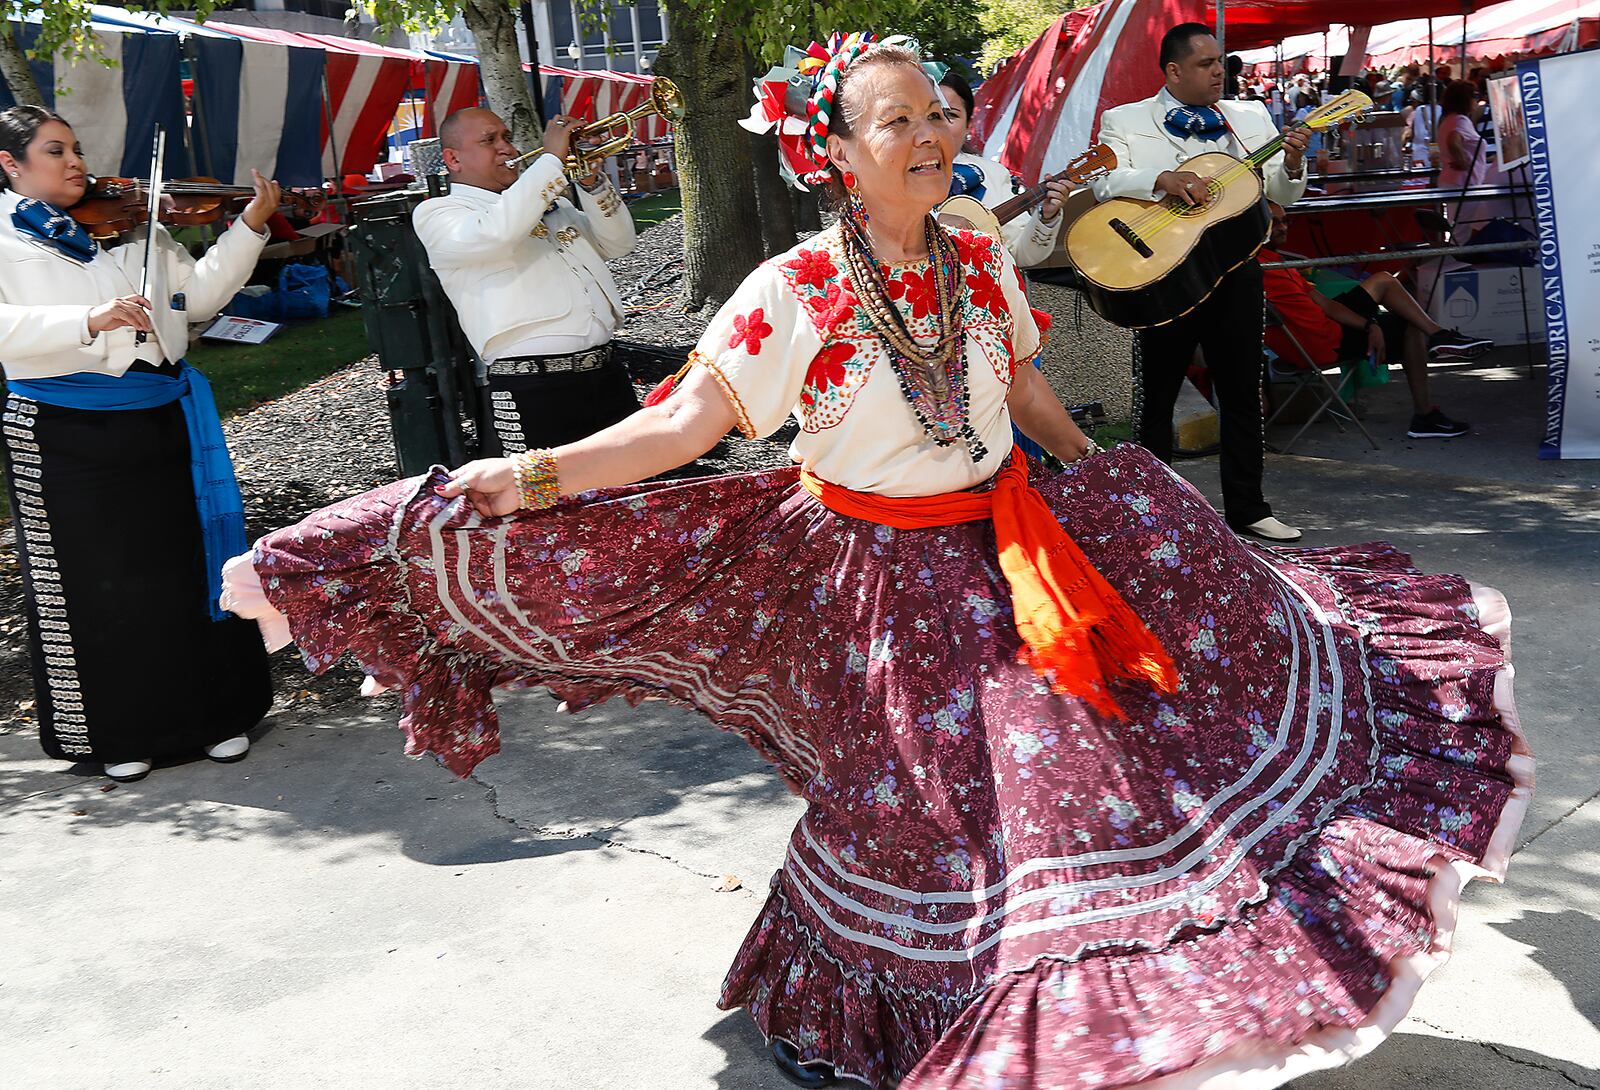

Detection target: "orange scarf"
[800, 447, 1178, 718]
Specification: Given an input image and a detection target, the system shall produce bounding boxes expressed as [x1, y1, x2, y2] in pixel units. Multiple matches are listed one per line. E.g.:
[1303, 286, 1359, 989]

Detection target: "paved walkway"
[2, 350, 1596, 1090]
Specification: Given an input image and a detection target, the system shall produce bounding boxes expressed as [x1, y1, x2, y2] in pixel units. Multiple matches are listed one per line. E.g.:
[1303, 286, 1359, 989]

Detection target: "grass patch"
[192, 306, 372, 419]
[627, 188, 682, 233]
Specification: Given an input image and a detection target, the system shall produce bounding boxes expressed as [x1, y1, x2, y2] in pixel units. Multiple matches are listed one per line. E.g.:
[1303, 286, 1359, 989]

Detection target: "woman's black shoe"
[770, 1039, 837, 1088]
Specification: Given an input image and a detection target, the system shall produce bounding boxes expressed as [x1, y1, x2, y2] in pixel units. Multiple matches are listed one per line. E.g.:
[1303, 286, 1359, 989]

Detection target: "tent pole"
[322, 66, 345, 186]
[1459, 2, 1469, 72]
[1215, 0, 1225, 60]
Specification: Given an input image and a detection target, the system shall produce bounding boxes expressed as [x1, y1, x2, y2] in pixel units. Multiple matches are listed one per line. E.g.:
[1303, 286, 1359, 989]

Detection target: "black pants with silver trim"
[486, 346, 641, 455]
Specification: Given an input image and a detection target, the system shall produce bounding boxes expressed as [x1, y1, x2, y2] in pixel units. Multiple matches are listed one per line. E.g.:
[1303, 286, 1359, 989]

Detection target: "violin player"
[0, 105, 282, 783]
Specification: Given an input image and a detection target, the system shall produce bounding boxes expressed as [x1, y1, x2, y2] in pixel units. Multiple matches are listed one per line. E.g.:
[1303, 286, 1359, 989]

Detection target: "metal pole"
[1215, 0, 1225, 60]
[1460, 3, 1469, 73]
[519, 0, 547, 120]
[628, 2, 644, 73]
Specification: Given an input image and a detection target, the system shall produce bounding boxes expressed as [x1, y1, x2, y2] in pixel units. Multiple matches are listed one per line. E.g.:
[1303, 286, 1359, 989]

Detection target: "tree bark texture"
[654, 1, 765, 310]
[461, 0, 542, 153]
[750, 131, 796, 258]
[0, 23, 44, 107]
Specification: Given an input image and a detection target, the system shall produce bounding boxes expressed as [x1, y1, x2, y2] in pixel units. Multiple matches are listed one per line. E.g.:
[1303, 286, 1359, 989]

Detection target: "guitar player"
[1092, 22, 1311, 543]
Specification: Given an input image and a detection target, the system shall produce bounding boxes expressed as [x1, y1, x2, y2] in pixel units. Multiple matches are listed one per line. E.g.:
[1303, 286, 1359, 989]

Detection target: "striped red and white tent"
[971, 0, 1205, 187]
[424, 48, 484, 128]
[532, 65, 672, 143]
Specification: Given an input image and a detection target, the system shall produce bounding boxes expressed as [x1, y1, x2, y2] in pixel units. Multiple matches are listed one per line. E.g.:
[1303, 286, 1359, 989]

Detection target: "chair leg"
[1280, 365, 1378, 453]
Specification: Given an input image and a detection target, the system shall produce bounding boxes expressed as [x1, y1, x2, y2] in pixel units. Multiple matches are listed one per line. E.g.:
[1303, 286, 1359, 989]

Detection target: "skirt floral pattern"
[249, 443, 1530, 1090]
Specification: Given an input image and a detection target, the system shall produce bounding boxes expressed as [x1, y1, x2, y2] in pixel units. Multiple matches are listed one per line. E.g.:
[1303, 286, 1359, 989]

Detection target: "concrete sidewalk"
[2, 350, 1596, 1090]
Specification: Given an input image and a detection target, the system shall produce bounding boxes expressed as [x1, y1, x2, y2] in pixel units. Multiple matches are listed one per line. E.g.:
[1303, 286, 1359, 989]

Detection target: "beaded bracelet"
[512, 448, 562, 511]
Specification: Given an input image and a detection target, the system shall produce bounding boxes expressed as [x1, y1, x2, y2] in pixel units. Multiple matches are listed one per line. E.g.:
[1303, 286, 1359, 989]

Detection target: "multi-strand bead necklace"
[840, 212, 986, 463]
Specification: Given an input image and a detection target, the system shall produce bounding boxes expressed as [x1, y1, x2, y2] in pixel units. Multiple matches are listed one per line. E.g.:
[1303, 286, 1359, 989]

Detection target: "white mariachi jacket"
[0, 189, 267, 381]
[1091, 90, 1308, 208]
[412, 154, 635, 363]
[952, 152, 1063, 269]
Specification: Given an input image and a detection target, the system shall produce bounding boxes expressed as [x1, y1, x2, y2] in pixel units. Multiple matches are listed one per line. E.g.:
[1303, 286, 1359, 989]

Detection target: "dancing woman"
[224, 35, 1530, 1090]
[0, 105, 279, 782]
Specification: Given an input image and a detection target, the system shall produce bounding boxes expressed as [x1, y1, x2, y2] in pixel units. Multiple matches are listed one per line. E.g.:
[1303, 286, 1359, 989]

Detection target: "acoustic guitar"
[937, 144, 1117, 239]
[1065, 90, 1373, 329]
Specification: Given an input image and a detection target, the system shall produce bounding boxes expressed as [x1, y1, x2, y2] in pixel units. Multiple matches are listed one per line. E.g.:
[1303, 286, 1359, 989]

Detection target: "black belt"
[127, 359, 179, 375]
[491, 343, 613, 375]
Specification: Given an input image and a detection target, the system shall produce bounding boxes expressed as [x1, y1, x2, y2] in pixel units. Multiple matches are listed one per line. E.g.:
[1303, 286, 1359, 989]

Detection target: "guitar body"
[1065, 151, 1271, 329]
[936, 193, 1004, 238]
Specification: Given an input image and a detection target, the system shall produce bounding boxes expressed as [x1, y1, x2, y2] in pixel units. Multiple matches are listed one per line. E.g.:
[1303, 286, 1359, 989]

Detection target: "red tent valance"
[1209, 2, 1508, 50]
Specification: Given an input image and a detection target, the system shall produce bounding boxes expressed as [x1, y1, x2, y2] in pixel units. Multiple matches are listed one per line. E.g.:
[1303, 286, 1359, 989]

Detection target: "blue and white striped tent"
[0, 14, 192, 179]
[88, 7, 326, 188]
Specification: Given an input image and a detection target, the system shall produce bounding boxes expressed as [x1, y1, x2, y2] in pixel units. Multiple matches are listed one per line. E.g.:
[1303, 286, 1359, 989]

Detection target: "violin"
[69, 176, 329, 240]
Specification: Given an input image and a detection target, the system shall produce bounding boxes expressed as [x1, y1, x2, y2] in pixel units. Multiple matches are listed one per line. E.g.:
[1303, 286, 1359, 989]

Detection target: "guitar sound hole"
[1170, 179, 1223, 217]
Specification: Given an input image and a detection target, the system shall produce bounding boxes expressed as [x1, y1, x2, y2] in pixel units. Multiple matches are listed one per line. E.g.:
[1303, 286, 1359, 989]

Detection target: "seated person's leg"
[1361, 271, 1493, 360]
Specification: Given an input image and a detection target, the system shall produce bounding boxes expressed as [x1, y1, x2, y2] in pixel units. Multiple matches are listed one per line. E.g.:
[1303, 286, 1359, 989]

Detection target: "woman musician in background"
[0, 105, 281, 783]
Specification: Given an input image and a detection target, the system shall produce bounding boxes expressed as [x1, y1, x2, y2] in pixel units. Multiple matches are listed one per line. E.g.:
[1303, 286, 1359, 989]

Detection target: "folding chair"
[1263, 301, 1380, 454]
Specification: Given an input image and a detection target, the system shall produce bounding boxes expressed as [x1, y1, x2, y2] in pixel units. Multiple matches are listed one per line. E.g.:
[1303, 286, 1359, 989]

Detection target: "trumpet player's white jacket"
[0, 188, 266, 381]
[1090, 90, 1308, 208]
[413, 153, 635, 363]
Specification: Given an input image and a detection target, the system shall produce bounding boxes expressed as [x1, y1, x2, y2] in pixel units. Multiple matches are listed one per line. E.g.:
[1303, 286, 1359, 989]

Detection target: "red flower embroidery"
[728, 308, 774, 354]
[784, 247, 837, 291]
[802, 342, 857, 404]
[888, 266, 938, 320]
[966, 269, 1006, 317]
[950, 229, 996, 270]
[804, 282, 856, 333]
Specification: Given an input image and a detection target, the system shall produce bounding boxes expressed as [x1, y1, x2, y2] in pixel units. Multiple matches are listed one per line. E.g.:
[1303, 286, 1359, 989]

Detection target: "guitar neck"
[989, 173, 1061, 227]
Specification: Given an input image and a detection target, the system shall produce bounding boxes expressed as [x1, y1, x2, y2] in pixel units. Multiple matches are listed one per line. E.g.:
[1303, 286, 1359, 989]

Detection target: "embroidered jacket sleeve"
[0, 301, 98, 360]
[691, 262, 822, 439]
[160, 216, 268, 321]
[570, 174, 636, 261]
[1091, 104, 1171, 202]
[412, 154, 570, 266]
[1002, 208, 1063, 269]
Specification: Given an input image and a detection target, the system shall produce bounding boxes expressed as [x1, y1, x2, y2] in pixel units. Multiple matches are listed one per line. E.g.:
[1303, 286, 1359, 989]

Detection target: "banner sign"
[1521, 49, 1600, 459]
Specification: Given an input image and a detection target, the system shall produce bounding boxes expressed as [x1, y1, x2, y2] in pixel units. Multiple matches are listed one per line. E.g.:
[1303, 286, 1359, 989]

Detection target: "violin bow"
[135, 128, 166, 347]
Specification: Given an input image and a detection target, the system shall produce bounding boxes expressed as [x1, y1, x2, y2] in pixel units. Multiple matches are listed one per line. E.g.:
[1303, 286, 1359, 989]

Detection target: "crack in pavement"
[1408, 1018, 1600, 1089]
[467, 769, 763, 897]
[1518, 784, 1600, 854]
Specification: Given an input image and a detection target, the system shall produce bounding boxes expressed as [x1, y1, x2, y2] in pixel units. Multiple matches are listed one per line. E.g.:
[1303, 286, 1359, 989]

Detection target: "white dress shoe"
[1237, 516, 1303, 543]
[105, 759, 153, 783]
[203, 734, 251, 763]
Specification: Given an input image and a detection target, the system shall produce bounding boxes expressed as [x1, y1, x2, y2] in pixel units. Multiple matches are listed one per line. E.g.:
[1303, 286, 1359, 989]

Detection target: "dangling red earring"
[841, 170, 856, 190]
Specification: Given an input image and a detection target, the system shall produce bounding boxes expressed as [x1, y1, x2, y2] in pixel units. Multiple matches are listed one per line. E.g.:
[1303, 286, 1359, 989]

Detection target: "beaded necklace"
[840, 212, 987, 463]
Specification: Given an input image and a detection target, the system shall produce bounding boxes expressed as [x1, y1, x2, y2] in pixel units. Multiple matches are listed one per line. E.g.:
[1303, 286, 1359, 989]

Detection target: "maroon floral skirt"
[248, 444, 1530, 1089]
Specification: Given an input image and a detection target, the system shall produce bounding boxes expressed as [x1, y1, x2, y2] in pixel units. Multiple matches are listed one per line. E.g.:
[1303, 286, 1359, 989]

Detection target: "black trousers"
[1134, 261, 1272, 528]
[485, 350, 641, 454]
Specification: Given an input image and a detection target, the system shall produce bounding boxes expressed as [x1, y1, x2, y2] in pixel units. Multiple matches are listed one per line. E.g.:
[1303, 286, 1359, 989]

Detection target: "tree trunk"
[654, 0, 764, 310]
[461, 0, 542, 153]
[751, 131, 796, 258]
[0, 23, 44, 107]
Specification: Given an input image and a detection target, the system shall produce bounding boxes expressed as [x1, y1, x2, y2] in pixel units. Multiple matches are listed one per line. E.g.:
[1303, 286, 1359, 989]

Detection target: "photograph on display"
[1488, 74, 1530, 170]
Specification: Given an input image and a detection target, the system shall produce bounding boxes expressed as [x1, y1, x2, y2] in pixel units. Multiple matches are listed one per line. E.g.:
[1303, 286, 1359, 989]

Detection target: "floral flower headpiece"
[739, 31, 947, 191]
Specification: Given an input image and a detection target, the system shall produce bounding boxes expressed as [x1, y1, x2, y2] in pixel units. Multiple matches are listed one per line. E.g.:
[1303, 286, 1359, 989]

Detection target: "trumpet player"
[414, 107, 639, 452]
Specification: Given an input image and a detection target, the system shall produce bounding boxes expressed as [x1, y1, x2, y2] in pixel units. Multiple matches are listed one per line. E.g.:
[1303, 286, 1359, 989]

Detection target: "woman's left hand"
[240, 169, 282, 233]
[436, 457, 521, 518]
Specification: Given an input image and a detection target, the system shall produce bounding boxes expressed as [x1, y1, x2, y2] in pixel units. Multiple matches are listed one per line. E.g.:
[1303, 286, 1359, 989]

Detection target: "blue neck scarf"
[11, 196, 97, 262]
[1164, 104, 1228, 141]
[7, 366, 248, 622]
[949, 162, 987, 201]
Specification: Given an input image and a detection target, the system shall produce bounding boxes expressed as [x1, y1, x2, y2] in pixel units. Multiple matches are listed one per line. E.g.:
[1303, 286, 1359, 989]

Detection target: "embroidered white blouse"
[692, 224, 1040, 498]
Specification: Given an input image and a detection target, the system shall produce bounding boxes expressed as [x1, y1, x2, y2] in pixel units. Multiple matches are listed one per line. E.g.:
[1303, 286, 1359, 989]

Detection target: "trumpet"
[504, 78, 687, 177]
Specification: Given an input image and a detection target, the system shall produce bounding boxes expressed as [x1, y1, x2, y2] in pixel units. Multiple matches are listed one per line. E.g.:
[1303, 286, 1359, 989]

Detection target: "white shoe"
[105, 759, 153, 783]
[203, 735, 250, 763]
[1237, 516, 1303, 543]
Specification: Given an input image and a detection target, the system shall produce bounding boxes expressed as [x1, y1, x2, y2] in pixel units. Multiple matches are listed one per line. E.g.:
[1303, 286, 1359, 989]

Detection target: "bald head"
[438, 107, 519, 192]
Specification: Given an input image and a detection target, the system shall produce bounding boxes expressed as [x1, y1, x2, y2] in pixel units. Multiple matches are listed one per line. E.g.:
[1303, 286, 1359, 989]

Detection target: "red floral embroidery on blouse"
[784, 247, 838, 291]
[800, 342, 858, 406]
[966, 269, 1006, 318]
[888, 266, 939, 320]
[728, 308, 774, 354]
[950, 229, 996, 270]
[804, 281, 856, 333]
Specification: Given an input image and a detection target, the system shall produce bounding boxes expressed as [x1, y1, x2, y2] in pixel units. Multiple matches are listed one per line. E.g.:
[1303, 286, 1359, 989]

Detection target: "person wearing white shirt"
[938, 71, 1071, 268]
[413, 108, 640, 453]
[0, 105, 278, 782]
[1090, 22, 1310, 544]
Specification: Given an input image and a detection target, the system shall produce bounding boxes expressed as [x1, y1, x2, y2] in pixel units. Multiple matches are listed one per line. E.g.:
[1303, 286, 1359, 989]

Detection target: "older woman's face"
[829, 64, 956, 219]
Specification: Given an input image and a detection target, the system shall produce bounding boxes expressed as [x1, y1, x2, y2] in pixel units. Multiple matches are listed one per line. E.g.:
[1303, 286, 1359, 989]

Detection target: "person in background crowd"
[937, 70, 1072, 268]
[1262, 201, 1488, 439]
[0, 105, 279, 782]
[1438, 79, 1490, 191]
[414, 107, 642, 455]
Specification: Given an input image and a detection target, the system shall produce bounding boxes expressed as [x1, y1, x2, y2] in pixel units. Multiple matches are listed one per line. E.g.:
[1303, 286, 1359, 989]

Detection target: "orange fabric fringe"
[642, 359, 694, 408]
[800, 446, 1179, 717]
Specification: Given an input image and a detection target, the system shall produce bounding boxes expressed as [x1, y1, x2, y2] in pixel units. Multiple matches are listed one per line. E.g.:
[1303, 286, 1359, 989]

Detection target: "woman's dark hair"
[0, 105, 69, 190]
[1441, 79, 1477, 118]
[940, 70, 975, 123]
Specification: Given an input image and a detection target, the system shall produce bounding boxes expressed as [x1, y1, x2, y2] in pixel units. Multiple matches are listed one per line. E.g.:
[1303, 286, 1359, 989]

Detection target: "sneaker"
[1428, 328, 1493, 360]
[1408, 408, 1470, 439]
